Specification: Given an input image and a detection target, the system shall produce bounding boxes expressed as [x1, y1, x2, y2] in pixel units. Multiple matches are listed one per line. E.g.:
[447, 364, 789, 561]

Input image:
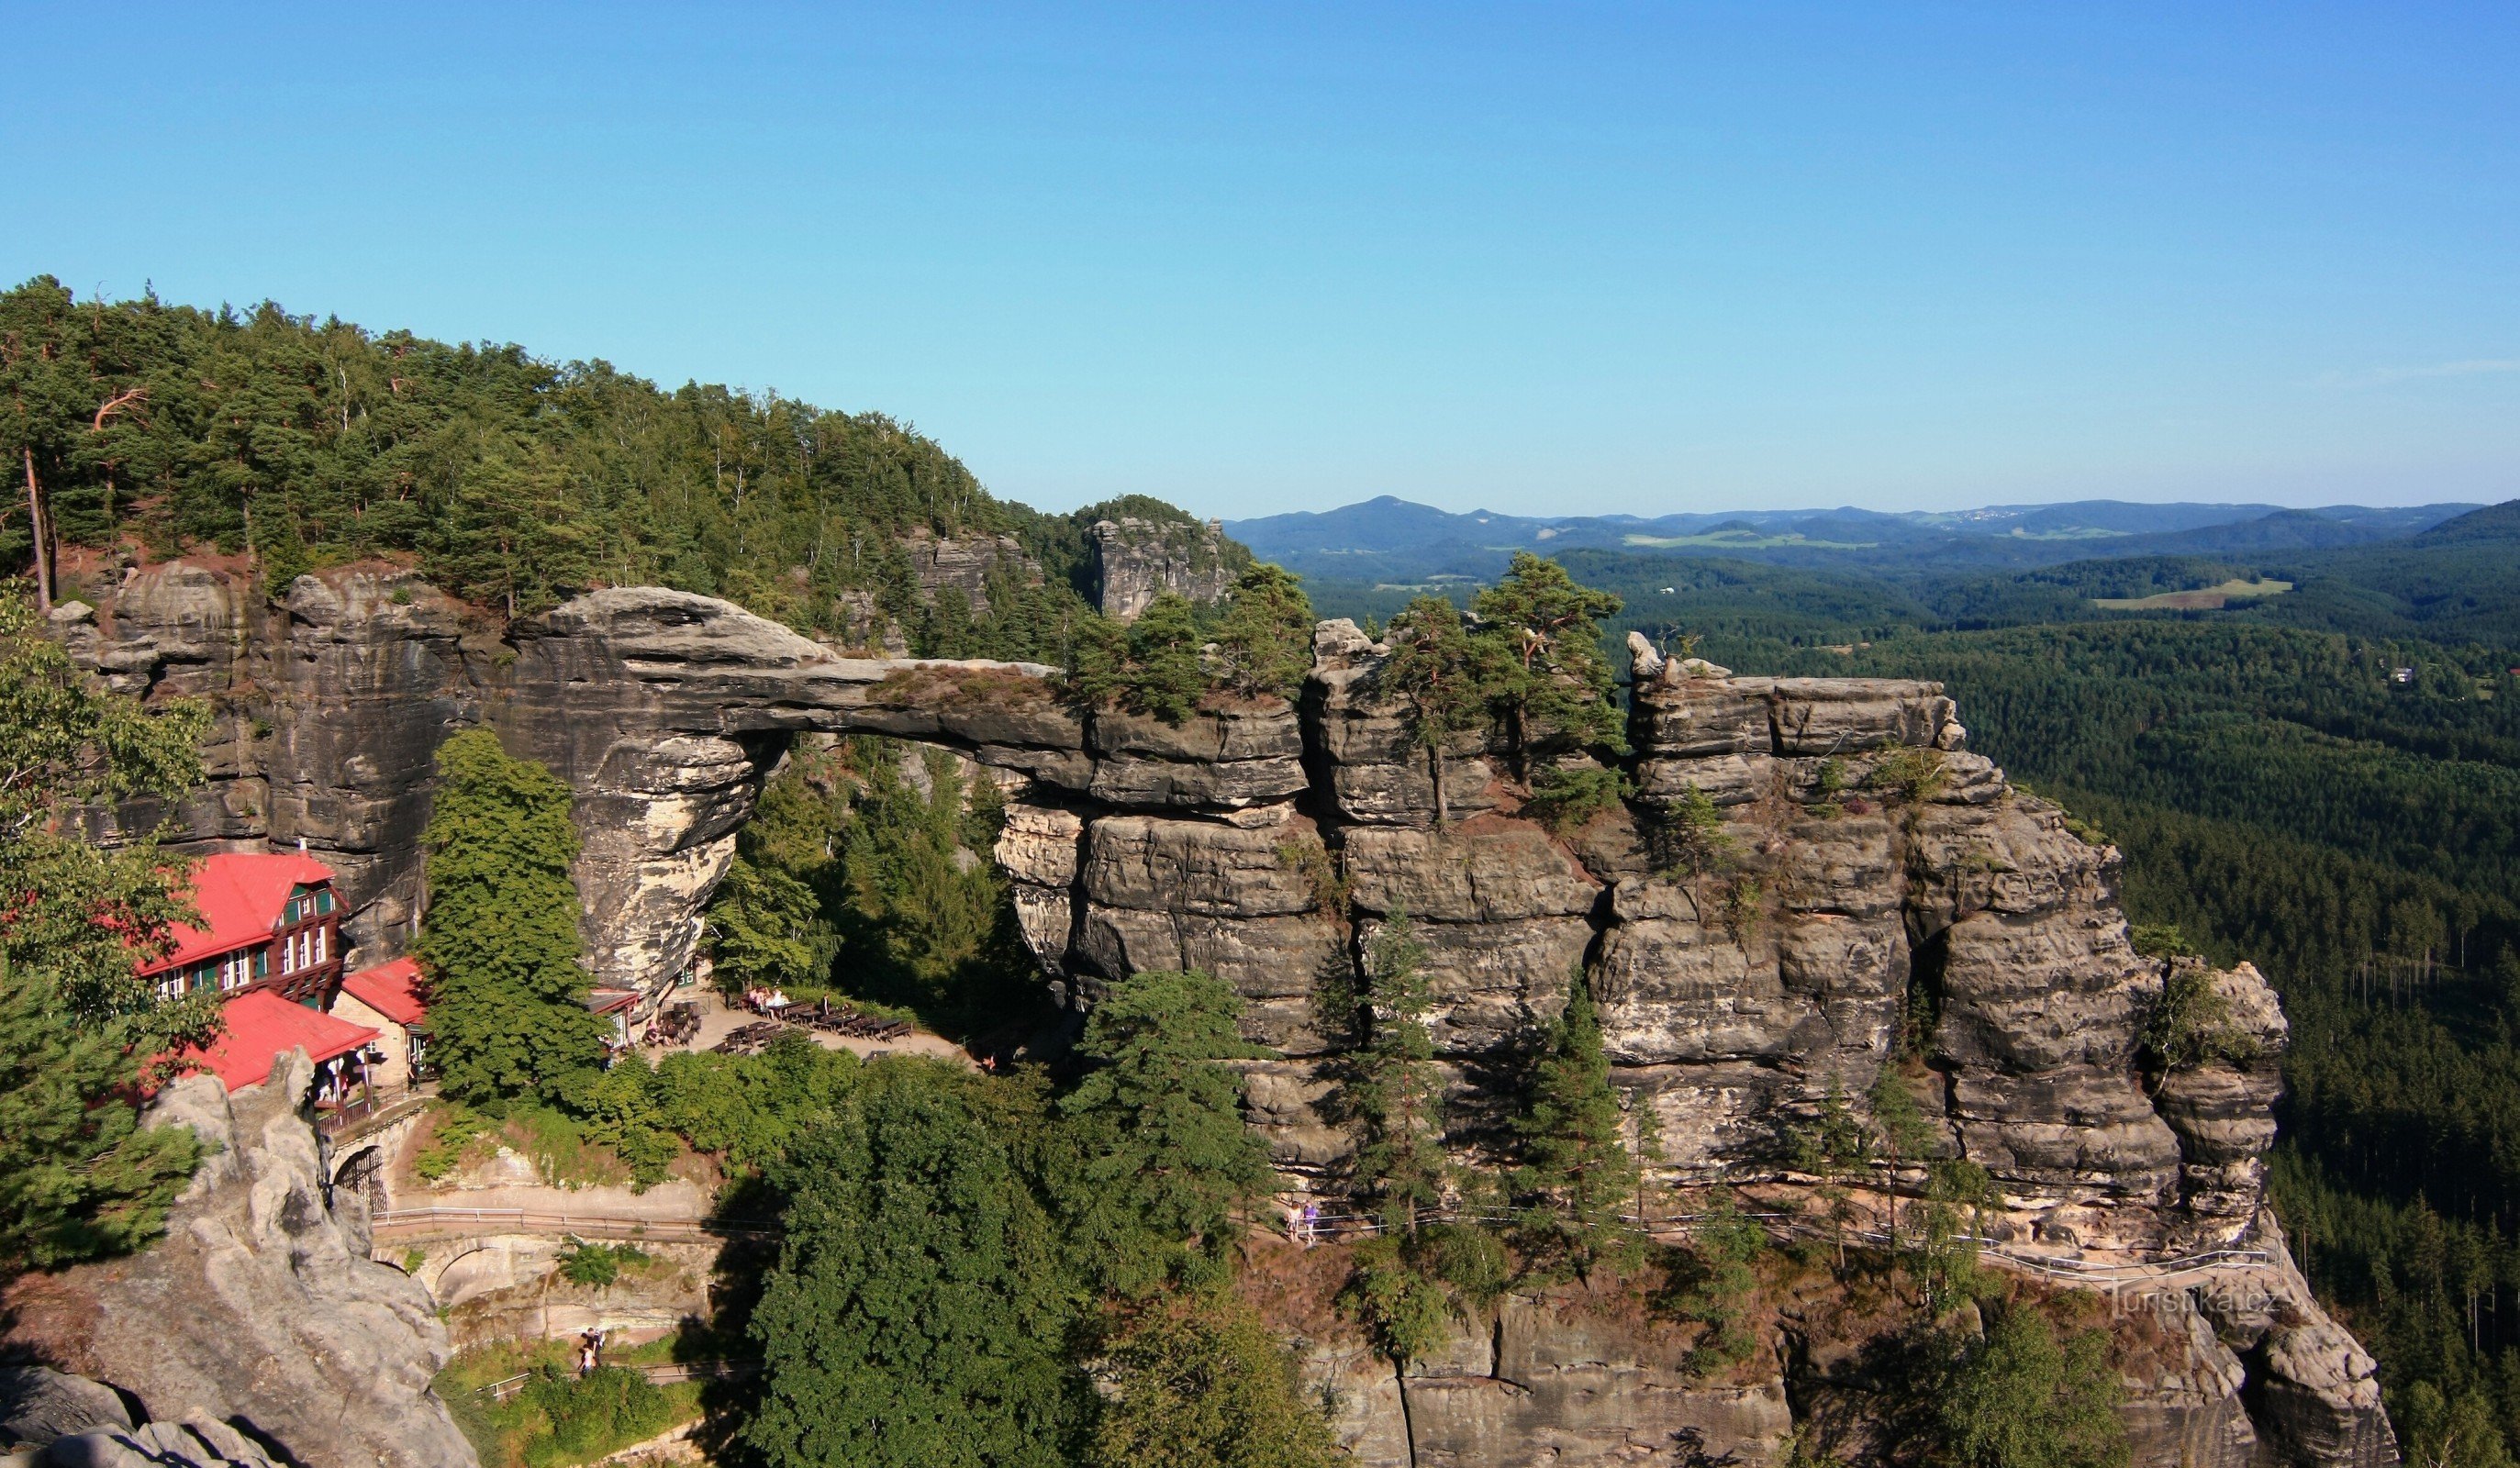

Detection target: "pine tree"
[1377, 597, 1484, 825]
[1512, 973, 1639, 1279]
[1057, 970, 1276, 1295]
[1212, 562, 1314, 700]
[0, 959, 205, 1270]
[1350, 912, 1449, 1239]
[418, 728, 606, 1104]
[744, 1072, 1085, 1468]
[1468, 552, 1625, 777]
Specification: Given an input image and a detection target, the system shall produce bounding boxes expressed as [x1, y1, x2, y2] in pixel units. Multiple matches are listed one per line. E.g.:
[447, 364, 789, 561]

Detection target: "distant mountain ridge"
[1226, 495, 2484, 582]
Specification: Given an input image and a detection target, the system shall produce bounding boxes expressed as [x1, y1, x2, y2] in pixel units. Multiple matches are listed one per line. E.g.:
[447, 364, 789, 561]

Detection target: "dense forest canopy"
[0, 275, 1160, 661]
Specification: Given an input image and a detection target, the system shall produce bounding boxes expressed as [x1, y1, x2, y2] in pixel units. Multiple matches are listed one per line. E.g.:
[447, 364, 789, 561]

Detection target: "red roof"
[340, 957, 427, 1028]
[139, 851, 337, 976]
[586, 988, 641, 1017]
[169, 990, 379, 1094]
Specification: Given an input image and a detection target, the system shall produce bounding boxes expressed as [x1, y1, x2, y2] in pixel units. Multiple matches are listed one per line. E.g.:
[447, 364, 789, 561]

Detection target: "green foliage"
[555, 1240, 651, 1288]
[1649, 783, 1737, 880]
[0, 956, 206, 1270]
[0, 586, 205, 1272]
[2126, 921, 2197, 959]
[1085, 1289, 1343, 1468]
[2398, 1381, 2518, 1468]
[571, 1031, 863, 1185]
[1340, 1233, 1455, 1367]
[1904, 1160, 1999, 1317]
[1867, 746, 1949, 804]
[0, 586, 214, 1023]
[837, 743, 1036, 1029]
[1071, 594, 1209, 723]
[521, 1366, 677, 1467]
[744, 1064, 1085, 1468]
[1377, 596, 1486, 824]
[1512, 973, 1639, 1280]
[1787, 1080, 1875, 1275]
[707, 855, 841, 995]
[1522, 764, 1631, 834]
[1672, 1188, 1768, 1373]
[1470, 551, 1626, 773]
[1348, 913, 1450, 1238]
[414, 1103, 496, 1183]
[1056, 971, 1276, 1296]
[2142, 965, 2258, 1070]
[1, 276, 1117, 652]
[1932, 1306, 2129, 1468]
[418, 729, 607, 1105]
[1211, 562, 1315, 701]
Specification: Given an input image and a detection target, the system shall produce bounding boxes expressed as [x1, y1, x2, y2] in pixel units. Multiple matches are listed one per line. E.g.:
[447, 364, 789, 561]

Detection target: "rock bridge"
[59, 566, 2394, 1466]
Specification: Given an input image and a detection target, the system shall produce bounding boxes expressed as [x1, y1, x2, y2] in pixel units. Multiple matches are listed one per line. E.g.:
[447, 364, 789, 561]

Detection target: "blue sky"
[5, 3, 2514, 518]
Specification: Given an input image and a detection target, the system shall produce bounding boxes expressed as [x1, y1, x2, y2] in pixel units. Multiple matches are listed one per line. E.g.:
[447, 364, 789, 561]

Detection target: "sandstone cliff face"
[54, 563, 491, 968]
[53, 569, 2392, 1464]
[1, 1052, 475, 1468]
[1090, 515, 1240, 619]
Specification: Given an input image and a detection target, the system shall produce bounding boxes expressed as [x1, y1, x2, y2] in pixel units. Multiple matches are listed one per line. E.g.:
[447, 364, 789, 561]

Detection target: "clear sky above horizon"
[5, 4, 2514, 520]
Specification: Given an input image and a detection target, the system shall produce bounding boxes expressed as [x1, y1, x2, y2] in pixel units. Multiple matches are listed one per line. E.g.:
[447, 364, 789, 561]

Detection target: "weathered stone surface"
[1, 1053, 475, 1468]
[2197, 1214, 2400, 1468]
[1618, 1061, 1802, 1176]
[50, 567, 2390, 1461]
[1948, 1065, 2184, 1196]
[901, 528, 1039, 616]
[0, 1366, 133, 1447]
[32, 1419, 284, 1467]
[1090, 516, 1239, 619]
[1345, 821, 1600, 924]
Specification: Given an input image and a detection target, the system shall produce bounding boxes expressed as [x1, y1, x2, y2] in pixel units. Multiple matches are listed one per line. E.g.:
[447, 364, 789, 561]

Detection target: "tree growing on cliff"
[418, 728, 606, 1104]
[1512, 973, 1640, 1280]
[1084, 1288, 1343, 1468]
[0, 585, 207, 1268]
[1469, 552, 1624, 777]
[1932, 1304, 2128, 1468]
[1378, 597, 1485, 826]
[1349, 911, 1450, 1239]
[1070, 593, 1208, 723]
[745, 1069, 1086, 1468]
[1056, 970, 1276, 1296]
[1211, 562, 1315, 701]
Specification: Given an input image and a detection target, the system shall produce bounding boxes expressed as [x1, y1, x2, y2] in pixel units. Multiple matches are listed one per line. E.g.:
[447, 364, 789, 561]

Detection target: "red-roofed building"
[334, 957, 430, 1088]
[167, 989, 379, 1095]
[141, 851, 345, 1007]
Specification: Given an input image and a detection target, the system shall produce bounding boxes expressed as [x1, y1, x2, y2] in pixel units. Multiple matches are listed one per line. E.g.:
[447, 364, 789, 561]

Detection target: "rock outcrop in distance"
[1, 1051, 475, 1468]
[54, 566, 2396, 1465]
[1090, 514, 1242, 620]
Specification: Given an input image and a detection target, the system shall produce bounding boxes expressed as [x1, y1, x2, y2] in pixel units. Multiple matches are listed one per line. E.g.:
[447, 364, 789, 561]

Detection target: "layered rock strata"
[55, 570, 2391, 1463]
[1090, 514, 1240, 619]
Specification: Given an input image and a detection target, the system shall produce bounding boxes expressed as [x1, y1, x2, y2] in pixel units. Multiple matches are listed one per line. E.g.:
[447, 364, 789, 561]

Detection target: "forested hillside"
[0, 275, 1179, 661]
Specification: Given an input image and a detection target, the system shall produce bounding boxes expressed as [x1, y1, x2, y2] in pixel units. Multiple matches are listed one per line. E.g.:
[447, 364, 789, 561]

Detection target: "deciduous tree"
[418, 728, 606, 1104]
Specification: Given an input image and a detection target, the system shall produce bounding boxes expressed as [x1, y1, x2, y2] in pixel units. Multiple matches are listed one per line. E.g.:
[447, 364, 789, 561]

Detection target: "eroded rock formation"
[51, 567, 2393, 1464]
[1, 1052, 475, 1468]
[1090, 514, 1240, 619]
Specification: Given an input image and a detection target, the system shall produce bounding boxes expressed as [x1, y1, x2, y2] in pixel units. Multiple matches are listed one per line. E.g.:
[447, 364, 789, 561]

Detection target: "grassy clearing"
[2093, 577, 2292, 610]
[434, 1338, 703, 1468]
